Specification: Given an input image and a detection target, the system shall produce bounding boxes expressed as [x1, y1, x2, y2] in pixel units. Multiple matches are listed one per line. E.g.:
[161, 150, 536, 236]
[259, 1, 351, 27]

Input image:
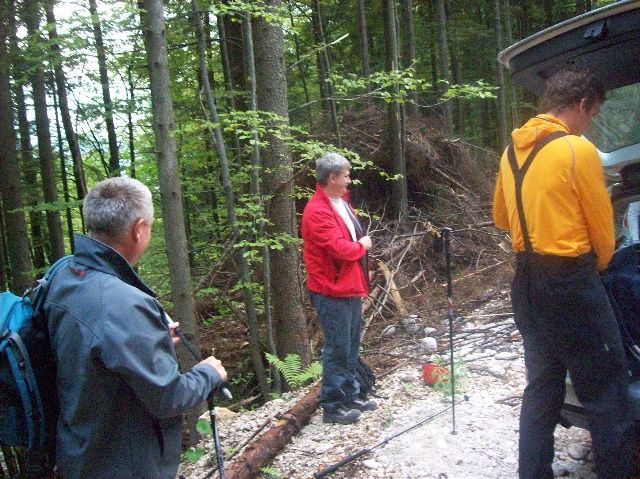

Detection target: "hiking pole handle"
[163, 312, 233, 400]
[313, 448, 372, 479]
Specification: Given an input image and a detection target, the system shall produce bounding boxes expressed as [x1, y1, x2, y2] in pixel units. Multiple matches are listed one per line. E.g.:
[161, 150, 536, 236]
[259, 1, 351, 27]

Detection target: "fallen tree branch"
[378, 261, 408, 318]
[224, 383, 321, 479]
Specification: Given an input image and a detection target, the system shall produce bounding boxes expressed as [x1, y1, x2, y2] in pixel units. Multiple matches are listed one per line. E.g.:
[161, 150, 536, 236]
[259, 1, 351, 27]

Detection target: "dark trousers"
[310, 293, 362, 411]
[512, 252, 635, 479]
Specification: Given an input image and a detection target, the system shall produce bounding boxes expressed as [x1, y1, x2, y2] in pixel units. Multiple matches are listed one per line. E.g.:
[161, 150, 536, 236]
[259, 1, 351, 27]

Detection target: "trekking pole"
[313, 395, 469, 478]
[163, 313, 232, 479]
[207, 393, 226, 479]
[442, 227, 457, 435]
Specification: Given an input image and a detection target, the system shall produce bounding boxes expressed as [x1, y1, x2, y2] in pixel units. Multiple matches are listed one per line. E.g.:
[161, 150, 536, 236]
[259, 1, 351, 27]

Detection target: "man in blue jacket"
[45, 177, 227, 479]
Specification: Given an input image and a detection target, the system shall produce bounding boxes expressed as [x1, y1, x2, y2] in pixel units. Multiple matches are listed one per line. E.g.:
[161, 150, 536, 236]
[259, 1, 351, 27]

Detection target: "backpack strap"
[1, 331, 44, 450]
[30, 255, 72, 315]
[506, 131, 568, 253]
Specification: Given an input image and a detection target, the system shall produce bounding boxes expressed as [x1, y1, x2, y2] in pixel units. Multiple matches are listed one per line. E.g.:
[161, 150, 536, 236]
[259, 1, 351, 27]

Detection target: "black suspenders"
[506, 131, 568, 253]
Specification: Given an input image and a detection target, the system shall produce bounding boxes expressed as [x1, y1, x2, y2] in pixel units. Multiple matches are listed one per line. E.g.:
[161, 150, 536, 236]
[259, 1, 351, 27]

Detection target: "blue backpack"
[0, 256, 70, 477]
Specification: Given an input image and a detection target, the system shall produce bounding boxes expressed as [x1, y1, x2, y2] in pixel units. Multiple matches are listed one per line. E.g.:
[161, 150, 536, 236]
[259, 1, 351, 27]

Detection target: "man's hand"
[358, 235, 372, 251]
[168, 321, 181, 346]
[201, 356, 228, 381]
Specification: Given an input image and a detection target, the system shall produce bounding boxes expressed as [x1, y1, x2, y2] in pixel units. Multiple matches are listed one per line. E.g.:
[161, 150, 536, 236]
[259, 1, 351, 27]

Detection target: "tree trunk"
[288, 3, 314, 129]
[383, 0, 408, 216]
[434, 0, 453, 134]
[52, 77, 75, 251]
[357, 0, 371, 94]
[254, 0, 311, 369]
[127, 62, 137, 178]
[23, 0, 66, 262]
[543, 0, 553, 26]
[242, 12, 281, 393]
[311, 0, 341, 147]
[139, 0, 198, 351]
[400, 0, 418, 115]
[225, 384, 320, 479]
[0, 209, 7, 291]
[8, 1, 46, 270]
[0, 1, 32, 292]
[503, 0, 519, 129]
[494, 0, 508, 150]
[189, 0, 270, 398]
[45, 0, 88, 205]
[89, 0, 120, 176]
[216, 14, 242, 160]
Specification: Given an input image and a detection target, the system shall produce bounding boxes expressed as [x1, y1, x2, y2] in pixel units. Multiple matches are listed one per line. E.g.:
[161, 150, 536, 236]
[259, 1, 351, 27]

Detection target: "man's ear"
[131, 218, 146, 242]
[578, 98, 589, 113]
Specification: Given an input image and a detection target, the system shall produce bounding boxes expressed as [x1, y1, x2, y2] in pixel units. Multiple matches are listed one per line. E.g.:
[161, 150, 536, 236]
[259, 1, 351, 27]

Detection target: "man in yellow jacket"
[493, 68, 634, 479]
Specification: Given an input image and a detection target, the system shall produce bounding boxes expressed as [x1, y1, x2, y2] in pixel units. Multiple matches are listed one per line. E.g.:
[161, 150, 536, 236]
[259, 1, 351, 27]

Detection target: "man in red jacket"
[302, 152, 376, 424]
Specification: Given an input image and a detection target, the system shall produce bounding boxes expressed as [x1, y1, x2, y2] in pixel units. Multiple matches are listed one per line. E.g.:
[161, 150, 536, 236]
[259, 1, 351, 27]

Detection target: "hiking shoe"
[322, 406, 361, 424]
[346, 397, 378, 412]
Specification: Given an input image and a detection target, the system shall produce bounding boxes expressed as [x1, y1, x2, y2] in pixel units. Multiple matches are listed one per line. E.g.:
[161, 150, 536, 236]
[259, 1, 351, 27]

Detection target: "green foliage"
[264, 353, 322, 389]
[430, 355, 468, 397]
[195, 418, 212, 436]
[260, 466, 285, 479]
[183, 447, 205, 464]
[443, 80, 498, 100]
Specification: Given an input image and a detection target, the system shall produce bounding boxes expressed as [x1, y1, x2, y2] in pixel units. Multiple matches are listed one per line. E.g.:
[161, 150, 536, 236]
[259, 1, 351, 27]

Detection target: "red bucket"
[422, 363, 449, 386]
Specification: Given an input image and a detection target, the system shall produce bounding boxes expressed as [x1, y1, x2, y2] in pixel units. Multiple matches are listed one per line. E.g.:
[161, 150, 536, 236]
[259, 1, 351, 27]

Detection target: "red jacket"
[301, 184, 369, 297]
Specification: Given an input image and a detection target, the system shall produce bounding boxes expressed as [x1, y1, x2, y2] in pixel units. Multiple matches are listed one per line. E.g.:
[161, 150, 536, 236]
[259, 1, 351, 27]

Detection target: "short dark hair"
[539, 68, 605, 113]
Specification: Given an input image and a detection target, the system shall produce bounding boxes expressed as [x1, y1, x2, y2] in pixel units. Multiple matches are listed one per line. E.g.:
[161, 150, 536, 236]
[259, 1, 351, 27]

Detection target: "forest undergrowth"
[194, 106, 512, 409]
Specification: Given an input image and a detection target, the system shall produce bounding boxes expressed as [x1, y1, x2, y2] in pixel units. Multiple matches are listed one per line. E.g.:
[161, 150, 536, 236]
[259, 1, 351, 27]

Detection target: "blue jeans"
[512, 252, 634, 479]
[310, 293, 362, 411]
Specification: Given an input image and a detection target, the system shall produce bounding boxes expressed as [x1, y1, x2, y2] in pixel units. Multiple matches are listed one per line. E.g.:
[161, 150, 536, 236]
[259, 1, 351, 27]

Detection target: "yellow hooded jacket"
[492, 114, 614, 271]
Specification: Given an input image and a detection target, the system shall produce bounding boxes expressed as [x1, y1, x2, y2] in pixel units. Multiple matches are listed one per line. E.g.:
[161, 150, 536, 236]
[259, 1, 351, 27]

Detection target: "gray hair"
[83, 177, 154, 242]
[315, 152, 351, 186]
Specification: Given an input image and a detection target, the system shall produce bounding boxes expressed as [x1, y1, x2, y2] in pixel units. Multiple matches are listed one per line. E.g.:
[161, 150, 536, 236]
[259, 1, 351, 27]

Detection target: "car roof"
[498, 0, 640, 95]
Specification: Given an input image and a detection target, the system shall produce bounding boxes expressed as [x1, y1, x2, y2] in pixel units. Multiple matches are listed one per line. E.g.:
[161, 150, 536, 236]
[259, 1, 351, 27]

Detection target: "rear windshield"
[585, 83, 640, 153]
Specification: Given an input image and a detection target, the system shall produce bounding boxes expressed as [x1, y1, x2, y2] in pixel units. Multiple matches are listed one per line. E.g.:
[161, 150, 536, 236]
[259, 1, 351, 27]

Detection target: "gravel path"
[180, 291, 598, 479]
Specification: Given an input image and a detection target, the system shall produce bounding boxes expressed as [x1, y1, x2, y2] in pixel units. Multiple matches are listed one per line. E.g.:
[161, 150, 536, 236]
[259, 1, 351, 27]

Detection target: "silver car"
[498, 0, 640, 431]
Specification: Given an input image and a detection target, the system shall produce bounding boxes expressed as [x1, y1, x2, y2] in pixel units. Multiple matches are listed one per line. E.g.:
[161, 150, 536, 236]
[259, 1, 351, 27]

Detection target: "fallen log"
[378, 261, 408, 318]
[225, 383, 321, 479]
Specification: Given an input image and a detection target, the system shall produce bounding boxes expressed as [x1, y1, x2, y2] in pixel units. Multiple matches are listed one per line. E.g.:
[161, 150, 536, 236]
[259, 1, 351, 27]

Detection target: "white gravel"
[180, 291, 598, 479]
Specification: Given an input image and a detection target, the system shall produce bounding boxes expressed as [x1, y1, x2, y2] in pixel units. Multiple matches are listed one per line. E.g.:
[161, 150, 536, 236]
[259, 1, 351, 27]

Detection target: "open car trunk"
[498, 0, 640, 430]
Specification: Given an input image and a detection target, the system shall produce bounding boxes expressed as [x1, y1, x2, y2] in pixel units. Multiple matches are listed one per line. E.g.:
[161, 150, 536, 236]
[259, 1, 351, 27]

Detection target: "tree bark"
[503, 0, 519, 129]
[254, 0, 311, 369]
[383, 0, 408, 216]
[45, 0, 88, 204]
[89, 0, 120, 176]
[357, 0, 371, 93]
[139, 0, 198, 348]
[434, 0, 453, 134]
[242, 12, 281, 393]
[400, 0, 418, 115]
[23, 0, 66, 262]
[52, 77, 75, 251]
[494, 0, 508, 150]
[7, 1, 46, 270]
[225, 384, 321, 479]
[0, 0, 32, 292]
[0, 209, 7, 291]
[216, 14, 242, 160]
[311, 0, 341, 147]
[288, 3, 314, 129]
[189, 0, 270, 398]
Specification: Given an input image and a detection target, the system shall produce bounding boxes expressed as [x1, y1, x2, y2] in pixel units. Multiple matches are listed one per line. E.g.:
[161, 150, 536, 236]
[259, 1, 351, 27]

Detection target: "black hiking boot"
[322, 406, 361, 424]
[346, 397, 378, 412]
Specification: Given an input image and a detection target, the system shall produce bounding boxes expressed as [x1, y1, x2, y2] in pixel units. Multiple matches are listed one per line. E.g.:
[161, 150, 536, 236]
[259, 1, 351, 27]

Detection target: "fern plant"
[265, 353, 322, 389]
